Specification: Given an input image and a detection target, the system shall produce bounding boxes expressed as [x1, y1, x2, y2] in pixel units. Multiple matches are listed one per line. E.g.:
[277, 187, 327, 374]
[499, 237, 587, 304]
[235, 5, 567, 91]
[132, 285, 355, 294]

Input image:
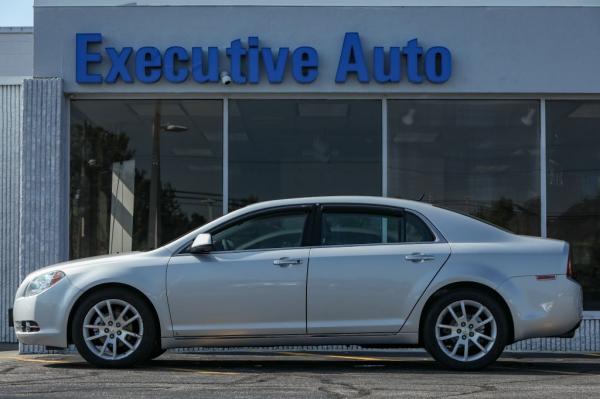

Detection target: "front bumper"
[13, 276, 81, 348]
[498, 275, 583, 341]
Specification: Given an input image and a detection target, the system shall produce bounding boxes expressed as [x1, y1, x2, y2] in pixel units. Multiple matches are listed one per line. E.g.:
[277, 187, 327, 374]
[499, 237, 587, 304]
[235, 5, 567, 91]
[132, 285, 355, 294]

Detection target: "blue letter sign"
[75, 33, 452, 85]
[336, 32, 369, 83]
[76, 33, 103, 84]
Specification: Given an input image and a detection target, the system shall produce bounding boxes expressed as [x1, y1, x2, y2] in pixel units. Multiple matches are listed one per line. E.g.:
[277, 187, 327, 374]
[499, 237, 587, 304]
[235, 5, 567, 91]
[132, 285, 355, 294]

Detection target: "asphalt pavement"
[0, 348, 599, 398]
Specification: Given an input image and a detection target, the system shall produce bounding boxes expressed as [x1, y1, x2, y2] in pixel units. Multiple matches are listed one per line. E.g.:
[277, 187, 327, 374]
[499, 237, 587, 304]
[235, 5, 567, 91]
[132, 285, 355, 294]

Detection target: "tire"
[72, 288, 157, 368]
[149, 347, 166, 360]
[140, 345, 166, 364]
[422, 289, 509, 371]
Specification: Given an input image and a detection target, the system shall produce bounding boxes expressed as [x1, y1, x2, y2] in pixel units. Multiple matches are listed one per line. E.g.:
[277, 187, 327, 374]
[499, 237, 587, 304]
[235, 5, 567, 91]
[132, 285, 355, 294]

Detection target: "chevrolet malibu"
[13, 196, 582, 370]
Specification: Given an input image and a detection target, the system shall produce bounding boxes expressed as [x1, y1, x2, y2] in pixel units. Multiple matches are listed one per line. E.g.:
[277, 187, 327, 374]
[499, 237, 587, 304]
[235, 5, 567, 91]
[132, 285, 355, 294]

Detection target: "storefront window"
[547, 101, 600, 309]
[388, 100, 540, 236]
[228, 100, 381, 210]
[70, 100, 223, 259]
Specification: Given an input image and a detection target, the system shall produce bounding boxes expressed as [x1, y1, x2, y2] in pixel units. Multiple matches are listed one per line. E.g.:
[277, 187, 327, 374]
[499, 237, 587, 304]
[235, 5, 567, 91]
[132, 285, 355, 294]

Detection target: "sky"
[2, 0, 600, 27]
[0, 0, 34, 26]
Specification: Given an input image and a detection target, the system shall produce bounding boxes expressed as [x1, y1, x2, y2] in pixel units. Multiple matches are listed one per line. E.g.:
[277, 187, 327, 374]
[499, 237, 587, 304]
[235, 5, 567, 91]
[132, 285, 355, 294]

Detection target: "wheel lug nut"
[469, 324, 473, 329]
[457, 329, 461, 333]
[104, 328, 109, 333]
[469, 332, 474, 337]
[108, 321, 113, 326]
[461, 322, 466, 327]
[117, 331, 121, 335]
[110, 334, 115, 339]
[116, 323, 121, 328]
[462, 335, 467, 340]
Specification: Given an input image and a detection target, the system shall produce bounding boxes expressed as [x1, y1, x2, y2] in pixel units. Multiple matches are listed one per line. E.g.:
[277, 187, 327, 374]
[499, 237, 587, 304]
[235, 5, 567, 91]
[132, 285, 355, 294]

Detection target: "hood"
[27, 252, 144, 279]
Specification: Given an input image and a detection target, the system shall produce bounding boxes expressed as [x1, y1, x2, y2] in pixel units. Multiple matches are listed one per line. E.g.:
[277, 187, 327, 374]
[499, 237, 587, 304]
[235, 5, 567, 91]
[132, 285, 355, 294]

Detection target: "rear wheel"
[72, 288, 157, 368]
[422, 289, 509, 371]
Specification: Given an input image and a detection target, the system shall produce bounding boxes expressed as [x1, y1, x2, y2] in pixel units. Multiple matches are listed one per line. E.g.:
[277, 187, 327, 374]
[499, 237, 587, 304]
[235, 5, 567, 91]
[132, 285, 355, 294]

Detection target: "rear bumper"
[498, 275, 583, 341]
[554, 319, 581, 339]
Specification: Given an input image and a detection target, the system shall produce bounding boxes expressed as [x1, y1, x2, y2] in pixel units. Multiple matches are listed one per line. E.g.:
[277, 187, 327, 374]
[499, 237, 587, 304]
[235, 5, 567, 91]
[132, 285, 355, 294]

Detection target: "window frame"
[313, 203, 444, 248]
[176, 204, 317, 255]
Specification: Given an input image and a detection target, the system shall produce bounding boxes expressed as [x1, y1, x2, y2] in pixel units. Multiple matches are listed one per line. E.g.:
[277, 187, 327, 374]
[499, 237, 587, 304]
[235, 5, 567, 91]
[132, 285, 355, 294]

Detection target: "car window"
[404, 212, 436, 242]
[211, 211, 308, 251]
[321, 210, 434, 246]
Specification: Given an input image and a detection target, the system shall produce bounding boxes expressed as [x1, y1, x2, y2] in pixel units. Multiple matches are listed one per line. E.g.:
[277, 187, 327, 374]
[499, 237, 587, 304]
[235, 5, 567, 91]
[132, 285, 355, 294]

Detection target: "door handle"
[404, 253, 435, 263]
[273, 257, 303, 266]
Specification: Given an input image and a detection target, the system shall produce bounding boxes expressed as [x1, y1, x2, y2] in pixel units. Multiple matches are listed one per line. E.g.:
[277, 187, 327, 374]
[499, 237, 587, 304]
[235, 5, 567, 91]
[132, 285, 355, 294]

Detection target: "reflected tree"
[551, 197, 600, 308]
[474, 197, 540, 235]
[71, 122, 209, 257]
[133, 171, 207, 250]
[230, 195, 260, 212]
[160, 182, 207, 245]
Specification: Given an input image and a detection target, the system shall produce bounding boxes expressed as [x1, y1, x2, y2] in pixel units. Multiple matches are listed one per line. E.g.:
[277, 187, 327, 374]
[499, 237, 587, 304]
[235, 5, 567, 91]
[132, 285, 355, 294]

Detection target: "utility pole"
[147, 101, 161, 249]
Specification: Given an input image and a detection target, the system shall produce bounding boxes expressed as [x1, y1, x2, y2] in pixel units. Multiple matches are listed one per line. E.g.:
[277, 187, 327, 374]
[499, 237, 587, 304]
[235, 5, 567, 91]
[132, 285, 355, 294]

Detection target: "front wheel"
[422, 289, 509, 371]
[149, 347, 167, 360]
[72, 288, 157, 368]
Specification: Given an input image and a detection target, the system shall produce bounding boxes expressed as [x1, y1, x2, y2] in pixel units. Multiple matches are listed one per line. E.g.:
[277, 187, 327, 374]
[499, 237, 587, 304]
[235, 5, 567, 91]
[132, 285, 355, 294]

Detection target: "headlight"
[24, 271, 65, 297]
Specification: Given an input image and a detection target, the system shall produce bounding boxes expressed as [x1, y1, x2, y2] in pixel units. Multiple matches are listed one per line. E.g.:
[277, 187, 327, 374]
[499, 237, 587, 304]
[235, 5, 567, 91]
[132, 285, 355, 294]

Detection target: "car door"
[167, 205, 313, 336]
[307, 204, 451, 334]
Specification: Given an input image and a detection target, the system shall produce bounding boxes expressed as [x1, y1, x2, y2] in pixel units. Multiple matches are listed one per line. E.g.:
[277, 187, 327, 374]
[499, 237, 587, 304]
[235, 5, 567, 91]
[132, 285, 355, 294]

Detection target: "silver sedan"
[13, 196, 583, 370]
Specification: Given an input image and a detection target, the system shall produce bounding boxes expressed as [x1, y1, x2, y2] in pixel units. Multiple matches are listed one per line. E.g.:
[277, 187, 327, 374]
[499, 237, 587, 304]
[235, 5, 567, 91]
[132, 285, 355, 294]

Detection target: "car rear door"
[167, 205, 313, 336]
[307, 204, 451, 334]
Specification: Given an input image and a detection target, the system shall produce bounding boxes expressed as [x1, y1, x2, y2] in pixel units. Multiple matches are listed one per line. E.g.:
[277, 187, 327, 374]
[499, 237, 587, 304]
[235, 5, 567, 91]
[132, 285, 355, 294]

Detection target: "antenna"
[418, 193, 425, 201]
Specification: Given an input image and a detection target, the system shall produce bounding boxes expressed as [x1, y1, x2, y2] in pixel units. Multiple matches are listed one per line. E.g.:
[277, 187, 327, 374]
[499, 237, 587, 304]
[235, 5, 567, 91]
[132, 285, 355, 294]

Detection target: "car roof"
[234, 196, 515, 242]
[236, 196, 434, 212]
[164, 195, 520, 252]
[161, 196, 424, 252]
[160, 195, 515, 253]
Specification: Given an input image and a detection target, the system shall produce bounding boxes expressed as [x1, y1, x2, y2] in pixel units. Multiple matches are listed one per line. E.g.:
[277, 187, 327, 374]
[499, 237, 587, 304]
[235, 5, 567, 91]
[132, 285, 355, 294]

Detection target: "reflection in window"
[388, 100, 540, 236]
[228, 100, 381, 210]
[547, 101, 600, 309]
[212, 211, 308, 251]
[321, 211, 434, 246]
[70, 100, 223, 259]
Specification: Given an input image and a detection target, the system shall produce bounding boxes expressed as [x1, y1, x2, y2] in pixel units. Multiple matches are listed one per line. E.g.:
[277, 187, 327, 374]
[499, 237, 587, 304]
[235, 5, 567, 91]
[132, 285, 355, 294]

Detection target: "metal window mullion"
[540, 99, 547, 238]
[382, 98, 388, 197]
[64, 96, 70, 259]
[223, 97, 229, 215]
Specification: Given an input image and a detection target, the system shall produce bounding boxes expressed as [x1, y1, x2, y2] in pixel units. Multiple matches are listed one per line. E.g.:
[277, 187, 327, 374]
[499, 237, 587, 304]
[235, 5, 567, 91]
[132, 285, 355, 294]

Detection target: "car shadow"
[45, 352, 600, 376]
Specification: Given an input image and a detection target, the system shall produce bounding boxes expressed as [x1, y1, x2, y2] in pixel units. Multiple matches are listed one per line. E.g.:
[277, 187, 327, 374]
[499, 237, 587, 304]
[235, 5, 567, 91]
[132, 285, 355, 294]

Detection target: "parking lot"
[0, 346, 599, 398]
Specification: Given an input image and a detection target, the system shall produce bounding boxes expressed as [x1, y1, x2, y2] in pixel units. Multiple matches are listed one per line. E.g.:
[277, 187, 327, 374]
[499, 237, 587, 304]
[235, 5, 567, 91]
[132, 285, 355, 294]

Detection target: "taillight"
[567, 249, 574, 278]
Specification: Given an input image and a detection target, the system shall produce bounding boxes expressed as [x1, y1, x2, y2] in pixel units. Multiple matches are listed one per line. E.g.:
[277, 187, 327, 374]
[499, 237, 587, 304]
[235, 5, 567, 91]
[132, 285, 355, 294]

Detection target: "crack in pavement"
[318, 377, 372, 399]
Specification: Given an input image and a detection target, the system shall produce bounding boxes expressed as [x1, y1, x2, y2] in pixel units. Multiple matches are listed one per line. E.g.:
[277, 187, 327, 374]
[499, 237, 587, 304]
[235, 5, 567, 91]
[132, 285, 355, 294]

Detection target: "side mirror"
[190, 233, 213, 253]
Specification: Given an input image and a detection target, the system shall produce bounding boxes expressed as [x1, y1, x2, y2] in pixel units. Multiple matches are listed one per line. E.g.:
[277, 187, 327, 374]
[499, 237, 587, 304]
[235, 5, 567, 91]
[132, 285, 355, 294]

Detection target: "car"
[12, 196, 583, 370]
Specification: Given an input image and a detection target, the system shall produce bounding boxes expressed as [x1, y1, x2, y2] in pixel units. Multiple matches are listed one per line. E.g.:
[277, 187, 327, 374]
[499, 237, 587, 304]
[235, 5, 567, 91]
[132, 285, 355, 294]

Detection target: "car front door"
[307, 205, 451, 334]
[167, 205, 312, 336]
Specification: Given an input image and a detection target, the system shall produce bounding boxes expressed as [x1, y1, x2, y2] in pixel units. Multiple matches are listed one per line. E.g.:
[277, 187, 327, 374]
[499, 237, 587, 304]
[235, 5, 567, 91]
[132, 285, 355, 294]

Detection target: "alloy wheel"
[82, 299, 144, 360]
[435, 299, 497, 362]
